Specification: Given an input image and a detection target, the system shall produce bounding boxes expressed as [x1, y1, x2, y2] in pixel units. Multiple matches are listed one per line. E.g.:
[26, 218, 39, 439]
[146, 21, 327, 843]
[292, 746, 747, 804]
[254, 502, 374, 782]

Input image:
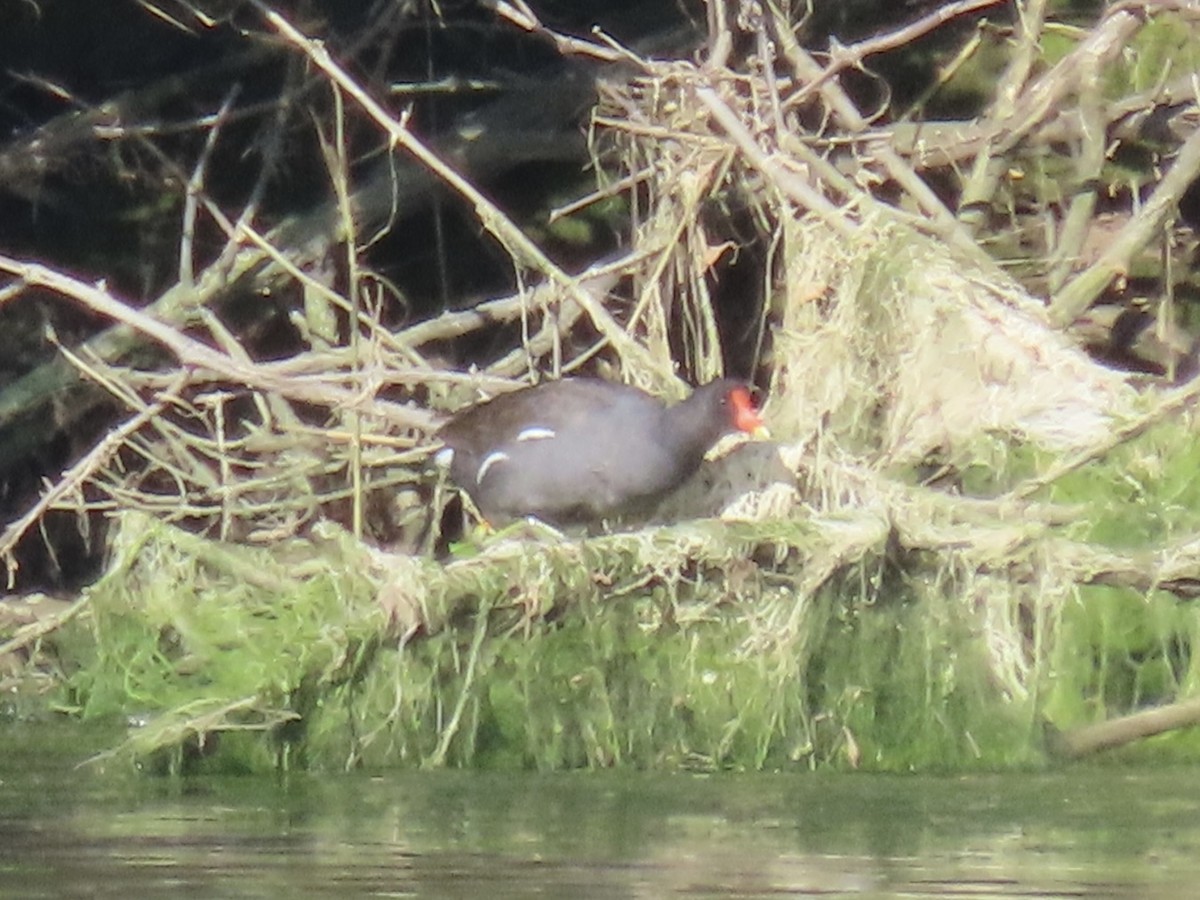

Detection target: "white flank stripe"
[515, 426, 556, 442]
[476, 451, 510, 484]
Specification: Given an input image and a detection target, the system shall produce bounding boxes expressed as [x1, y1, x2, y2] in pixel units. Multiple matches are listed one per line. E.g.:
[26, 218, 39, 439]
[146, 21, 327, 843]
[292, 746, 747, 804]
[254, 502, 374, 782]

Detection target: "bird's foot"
[485, 516, 568, 543]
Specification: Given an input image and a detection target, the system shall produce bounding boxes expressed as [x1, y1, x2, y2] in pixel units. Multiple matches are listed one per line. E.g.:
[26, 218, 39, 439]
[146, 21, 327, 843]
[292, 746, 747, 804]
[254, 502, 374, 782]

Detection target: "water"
[1, 724, 1197, 897]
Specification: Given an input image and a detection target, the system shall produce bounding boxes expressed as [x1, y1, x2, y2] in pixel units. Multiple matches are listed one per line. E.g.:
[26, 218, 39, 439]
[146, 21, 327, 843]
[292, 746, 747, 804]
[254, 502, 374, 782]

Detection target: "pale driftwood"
[1049, 697, 1200, 760]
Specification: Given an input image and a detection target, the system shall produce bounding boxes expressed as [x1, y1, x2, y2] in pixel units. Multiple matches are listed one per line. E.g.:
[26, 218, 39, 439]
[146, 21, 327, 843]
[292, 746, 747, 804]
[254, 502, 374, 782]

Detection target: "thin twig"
[0, 372, 189, 585]
[1049, 115, 1200, 325]
[785, 0, 1006, 109]
[1006, 374, 1200, 501]
[180, 87, 241, 286]
[1045, 43, 1106, 294]
[695, 86, 855, 236]
[255, 1, 661, 380]
[0, 256, 440, 430]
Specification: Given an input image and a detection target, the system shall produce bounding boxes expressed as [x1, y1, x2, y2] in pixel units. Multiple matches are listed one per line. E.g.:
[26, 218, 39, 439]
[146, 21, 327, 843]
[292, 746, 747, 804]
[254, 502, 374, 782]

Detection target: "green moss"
[1051, 416, 1200, 550]
[803, 574, 1035, 772]
[1046, 585, 1192, 724]
[308, 560, 1030, 773]
[1108, 14, 1200, 97]
[50, 510, 1030, 773]
[50, 437, 1200, 777]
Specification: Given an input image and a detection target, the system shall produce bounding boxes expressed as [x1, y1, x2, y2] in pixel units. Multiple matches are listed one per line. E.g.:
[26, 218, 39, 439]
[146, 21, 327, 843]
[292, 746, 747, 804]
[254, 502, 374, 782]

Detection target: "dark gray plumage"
[437, 378, 763, 526]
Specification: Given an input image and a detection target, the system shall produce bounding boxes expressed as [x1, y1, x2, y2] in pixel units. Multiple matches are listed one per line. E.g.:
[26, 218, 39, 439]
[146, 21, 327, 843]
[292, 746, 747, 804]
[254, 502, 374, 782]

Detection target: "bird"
[435, 378, 766, 527]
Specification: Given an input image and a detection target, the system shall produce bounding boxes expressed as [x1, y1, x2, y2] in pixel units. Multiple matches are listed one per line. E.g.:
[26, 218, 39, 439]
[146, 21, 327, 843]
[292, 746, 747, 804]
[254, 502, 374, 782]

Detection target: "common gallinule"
[437, 378, 765, 527]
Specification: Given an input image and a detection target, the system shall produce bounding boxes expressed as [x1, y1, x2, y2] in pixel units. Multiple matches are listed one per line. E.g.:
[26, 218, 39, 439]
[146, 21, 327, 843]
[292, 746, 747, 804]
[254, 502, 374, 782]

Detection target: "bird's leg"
[520, 516, 568, 542]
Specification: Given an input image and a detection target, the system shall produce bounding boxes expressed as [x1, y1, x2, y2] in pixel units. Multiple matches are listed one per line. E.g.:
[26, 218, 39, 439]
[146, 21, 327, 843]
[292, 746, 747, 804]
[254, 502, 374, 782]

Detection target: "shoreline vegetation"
[4, 1, 1200, 773]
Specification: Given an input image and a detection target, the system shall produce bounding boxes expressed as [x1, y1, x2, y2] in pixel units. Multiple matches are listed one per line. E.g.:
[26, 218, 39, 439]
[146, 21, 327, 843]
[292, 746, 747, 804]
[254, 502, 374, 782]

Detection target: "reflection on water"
[0, 724, 1197, 898]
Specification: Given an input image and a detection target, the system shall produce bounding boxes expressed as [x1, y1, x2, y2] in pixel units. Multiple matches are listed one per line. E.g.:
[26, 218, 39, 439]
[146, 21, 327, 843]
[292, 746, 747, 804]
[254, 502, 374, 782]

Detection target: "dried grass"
[4, 2, 1200, 769]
